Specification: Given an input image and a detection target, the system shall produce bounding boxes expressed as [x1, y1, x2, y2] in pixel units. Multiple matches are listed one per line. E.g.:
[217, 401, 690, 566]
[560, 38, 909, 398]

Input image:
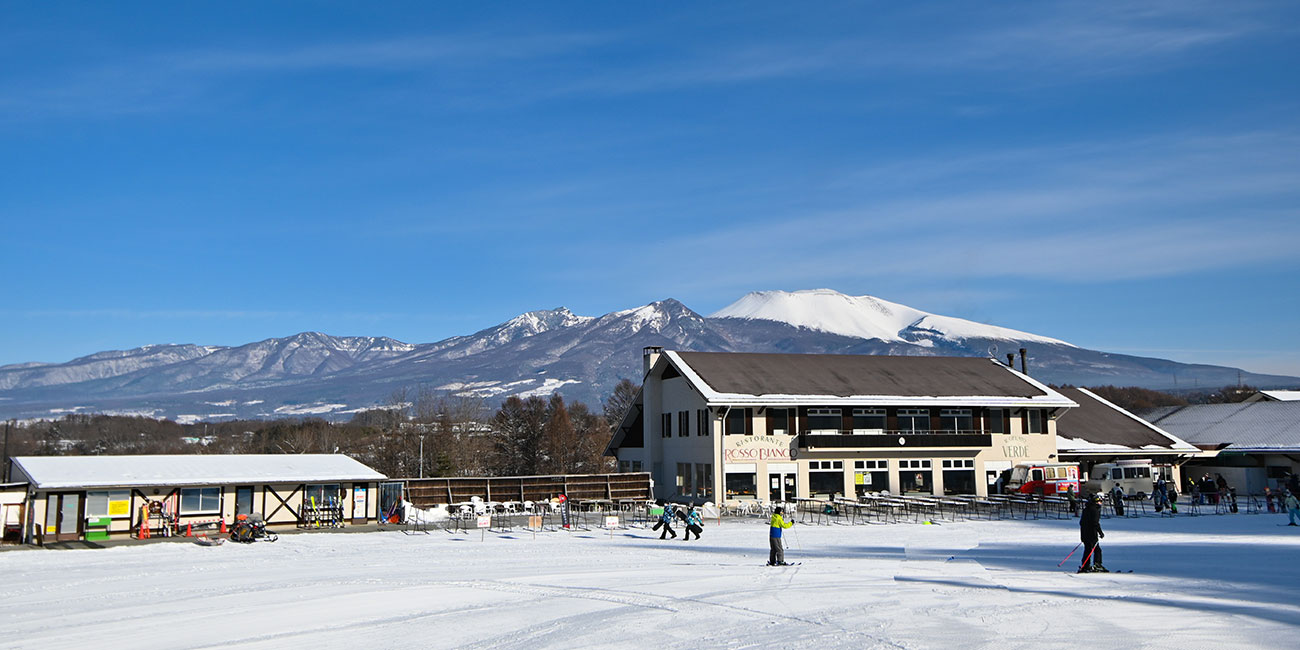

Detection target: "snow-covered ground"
[2, 514, 1297, 649]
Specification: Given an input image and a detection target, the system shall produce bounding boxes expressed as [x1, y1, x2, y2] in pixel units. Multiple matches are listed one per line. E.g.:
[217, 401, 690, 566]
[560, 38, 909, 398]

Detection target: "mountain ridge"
[1, 289, 1295, 422]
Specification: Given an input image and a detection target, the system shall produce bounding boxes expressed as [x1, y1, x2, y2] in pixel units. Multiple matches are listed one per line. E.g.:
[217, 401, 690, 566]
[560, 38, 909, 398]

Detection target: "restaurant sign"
[724, 435, 792, 463]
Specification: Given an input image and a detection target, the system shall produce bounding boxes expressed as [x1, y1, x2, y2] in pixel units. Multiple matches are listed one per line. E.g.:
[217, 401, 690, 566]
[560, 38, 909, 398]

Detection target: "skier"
[658, 503, 678, 539]
[1110, 483, 1125, 517]
[1265, 487, 1276, 514]
[768, 506, 794, 566]
[683, 506, 703, 541]
[1079, 493, 1107, 573]
[1065, 484, 1078, 517]
[1153, 477, 1168, 513]
[1286, 491, 1299, 526]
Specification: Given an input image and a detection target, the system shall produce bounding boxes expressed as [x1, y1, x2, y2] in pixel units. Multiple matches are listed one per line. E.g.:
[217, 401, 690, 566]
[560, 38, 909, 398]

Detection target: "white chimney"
[643, 346, 663, 377]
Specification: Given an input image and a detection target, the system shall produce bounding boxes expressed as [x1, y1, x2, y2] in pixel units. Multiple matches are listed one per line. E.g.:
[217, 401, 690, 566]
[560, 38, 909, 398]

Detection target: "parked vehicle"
[229, 512, 278, 543]
[1084, 459, 1156, 498]
[1005, 462, 1080, 495]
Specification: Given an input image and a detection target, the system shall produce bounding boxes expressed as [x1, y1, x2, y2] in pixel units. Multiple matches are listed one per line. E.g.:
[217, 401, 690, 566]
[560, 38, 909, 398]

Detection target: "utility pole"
[418, 433, 426, 479]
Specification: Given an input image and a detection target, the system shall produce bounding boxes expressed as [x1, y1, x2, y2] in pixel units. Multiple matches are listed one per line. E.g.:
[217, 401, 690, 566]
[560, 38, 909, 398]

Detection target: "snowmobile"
[230, 513, 278, 543]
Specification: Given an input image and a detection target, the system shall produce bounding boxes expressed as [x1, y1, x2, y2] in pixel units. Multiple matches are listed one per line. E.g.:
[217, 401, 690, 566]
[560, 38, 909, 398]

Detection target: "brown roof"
[674, 352, 1048, 399]
[1055, 387, 1192, 451]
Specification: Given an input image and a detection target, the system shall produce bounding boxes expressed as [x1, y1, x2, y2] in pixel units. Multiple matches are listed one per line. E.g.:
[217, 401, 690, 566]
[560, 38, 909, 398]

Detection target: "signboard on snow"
[476, 515, 491, 529]
[604, 515, 619, 528]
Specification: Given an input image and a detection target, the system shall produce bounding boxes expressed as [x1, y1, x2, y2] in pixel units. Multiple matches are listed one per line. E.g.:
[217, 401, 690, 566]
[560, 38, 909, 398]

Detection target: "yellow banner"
[108, 499, 130, 516]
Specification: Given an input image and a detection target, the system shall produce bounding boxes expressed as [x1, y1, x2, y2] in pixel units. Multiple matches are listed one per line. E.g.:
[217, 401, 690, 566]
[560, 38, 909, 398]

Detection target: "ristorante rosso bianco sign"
[724, 435, 792, 462]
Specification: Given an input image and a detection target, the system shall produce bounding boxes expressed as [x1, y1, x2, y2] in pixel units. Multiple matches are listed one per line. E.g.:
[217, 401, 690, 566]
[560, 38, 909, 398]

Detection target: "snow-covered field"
[2, 514, 1297, 649]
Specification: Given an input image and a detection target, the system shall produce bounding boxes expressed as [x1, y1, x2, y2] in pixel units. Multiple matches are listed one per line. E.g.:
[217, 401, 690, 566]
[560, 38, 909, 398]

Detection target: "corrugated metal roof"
[672, 352, 1073, 406]
[11, 454, 387, 490]
[1139, 402, 1300, 451]
[1055, 387, 1196, 453]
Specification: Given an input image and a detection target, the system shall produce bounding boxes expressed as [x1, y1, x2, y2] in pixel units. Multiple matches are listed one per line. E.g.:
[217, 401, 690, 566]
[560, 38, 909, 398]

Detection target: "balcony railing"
[799, 430, 992, 448]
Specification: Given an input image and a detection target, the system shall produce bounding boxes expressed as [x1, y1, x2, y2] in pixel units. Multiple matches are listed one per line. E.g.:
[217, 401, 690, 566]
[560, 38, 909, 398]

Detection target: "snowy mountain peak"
[710, 289, 1072, 346]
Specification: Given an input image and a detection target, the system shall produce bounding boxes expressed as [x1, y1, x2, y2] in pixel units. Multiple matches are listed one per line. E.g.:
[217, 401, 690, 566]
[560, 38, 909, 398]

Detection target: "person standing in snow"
[1286, 492, 1299, 527]
[1154, 477, 1168, 512]
[658, 503, 678, 539]
[1110, 483, 1125, 517]
[1079, 493, 1106, 573]
[768, 506, 794, 566]
[683, 506, 703, 541]
[1066, 484, 1078, 516]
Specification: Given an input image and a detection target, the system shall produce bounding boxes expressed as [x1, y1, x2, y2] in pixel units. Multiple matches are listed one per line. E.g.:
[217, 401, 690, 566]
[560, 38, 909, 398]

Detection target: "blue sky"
[1, 1, 1298, 377]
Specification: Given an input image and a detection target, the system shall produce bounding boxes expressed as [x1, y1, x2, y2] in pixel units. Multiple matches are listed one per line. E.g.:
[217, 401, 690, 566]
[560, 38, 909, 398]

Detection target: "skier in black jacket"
[1079, 493, 1107, 573]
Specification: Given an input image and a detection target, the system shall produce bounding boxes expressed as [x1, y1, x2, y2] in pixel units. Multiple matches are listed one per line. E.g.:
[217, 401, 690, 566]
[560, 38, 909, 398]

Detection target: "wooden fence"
[402, 472, 651, 508]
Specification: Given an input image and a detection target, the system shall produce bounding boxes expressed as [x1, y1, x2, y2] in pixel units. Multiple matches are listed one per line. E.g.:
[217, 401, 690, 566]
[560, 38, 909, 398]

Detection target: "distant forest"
[2, 379, 641, 481]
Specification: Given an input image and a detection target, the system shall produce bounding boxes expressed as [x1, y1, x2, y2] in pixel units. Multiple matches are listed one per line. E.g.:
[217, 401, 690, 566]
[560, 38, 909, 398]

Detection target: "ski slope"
[2, 515, 1296, 649]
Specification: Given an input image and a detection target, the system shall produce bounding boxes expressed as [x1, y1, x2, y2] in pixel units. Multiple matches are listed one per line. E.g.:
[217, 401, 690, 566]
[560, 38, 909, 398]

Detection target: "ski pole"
[1057, 543, 1082, 567]
[789, 524, 802, 551]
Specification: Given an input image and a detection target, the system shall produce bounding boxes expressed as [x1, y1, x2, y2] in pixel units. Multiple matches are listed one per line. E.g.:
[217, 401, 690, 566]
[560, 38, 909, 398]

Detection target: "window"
[852, 408, 886, 433]
[304, 484, 340, 506]
[1123, 467, 1151, 479]
[180, 487, 221, 514]
[939, 409, 973, 432]
[987, 408, 1005, 434]
[853, 460, 889, 495]
[696, 464, 713, 499]
[676, 463, 691, 495]
[662, 413, 672, 438]
[899, 459, 933, 494]
[725, 408, 750, 435]
[697, 409, 709, 436]
[898, 408, 931, 432]
[807, 408, 841, 433]
[618, 460, 643, 473]
[941, 459, 977, 495]
[808, 460, 844, 497]
[1024, 409, 1043, 434]
[767, 408, 791, 435]
[678, 411, 689, 437]
[86, 490, 131, 518]
[726, 472, 757, 498]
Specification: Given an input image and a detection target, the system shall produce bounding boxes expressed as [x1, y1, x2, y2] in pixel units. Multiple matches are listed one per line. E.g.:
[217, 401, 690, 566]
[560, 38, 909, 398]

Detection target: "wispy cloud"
[593, 128, 1300, 290]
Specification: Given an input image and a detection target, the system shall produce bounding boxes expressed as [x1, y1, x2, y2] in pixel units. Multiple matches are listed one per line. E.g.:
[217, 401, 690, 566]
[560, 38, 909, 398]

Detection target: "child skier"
[768, 506, 794, 566]
[1286, 491, 1299, 526]
[683, 506, 703, 541]
[657, 503, 678, 539]
[1079, 493, 1107, 573]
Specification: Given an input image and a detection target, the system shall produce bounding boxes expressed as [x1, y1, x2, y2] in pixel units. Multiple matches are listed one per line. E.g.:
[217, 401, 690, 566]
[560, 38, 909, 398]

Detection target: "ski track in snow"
[2, 516, 1298, 649]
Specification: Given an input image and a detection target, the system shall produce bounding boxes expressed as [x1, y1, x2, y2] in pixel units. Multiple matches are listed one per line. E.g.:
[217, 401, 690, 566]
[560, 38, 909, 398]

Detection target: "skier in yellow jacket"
[768, 507, 794, 566]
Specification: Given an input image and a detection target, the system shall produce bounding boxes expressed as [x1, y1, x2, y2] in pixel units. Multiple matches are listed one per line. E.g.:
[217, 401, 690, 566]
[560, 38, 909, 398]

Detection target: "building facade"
[10, 454, 388, 544]
[607, 349, 1079, 503]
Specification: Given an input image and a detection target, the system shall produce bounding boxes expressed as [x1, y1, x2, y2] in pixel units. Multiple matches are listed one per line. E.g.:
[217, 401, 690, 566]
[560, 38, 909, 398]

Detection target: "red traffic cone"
[186, 522, 192, 537]
[220, 519, 227, 534]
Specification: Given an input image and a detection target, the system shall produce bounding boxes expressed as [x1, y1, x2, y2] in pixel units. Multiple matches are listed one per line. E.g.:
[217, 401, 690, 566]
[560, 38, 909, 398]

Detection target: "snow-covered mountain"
[1, 289, 1296, 422]
[712, 289, 1071, 347]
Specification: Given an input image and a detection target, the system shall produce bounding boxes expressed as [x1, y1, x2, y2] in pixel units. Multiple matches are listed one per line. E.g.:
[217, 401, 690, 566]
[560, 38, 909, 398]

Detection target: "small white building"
[607, 348, 1079, 503]
[9, 454, 387, 544]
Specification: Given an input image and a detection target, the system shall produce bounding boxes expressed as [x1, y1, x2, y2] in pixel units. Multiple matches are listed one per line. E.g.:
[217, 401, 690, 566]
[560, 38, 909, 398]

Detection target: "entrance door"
[234, 486, 254, 517]
[768, 472, 797, 502]
[45, 493, 83, 542]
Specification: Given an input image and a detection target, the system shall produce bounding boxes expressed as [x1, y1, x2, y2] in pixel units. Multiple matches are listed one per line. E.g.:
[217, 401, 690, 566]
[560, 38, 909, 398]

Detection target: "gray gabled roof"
[1139, 402, 1300, 451]
[669, 351, 1075, 408]
[11, 454, 387, 490]
[1055, 387, 1197, 454]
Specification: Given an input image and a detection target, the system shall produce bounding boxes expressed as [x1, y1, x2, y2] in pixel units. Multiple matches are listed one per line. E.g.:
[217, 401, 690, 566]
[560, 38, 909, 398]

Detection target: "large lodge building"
[607, 348, 1083, 503]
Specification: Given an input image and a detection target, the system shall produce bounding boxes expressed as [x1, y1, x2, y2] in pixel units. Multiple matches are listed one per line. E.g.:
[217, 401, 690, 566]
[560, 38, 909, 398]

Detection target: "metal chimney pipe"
[1019, 348, 1028, 375]
[1006, 353, 1016, 368]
